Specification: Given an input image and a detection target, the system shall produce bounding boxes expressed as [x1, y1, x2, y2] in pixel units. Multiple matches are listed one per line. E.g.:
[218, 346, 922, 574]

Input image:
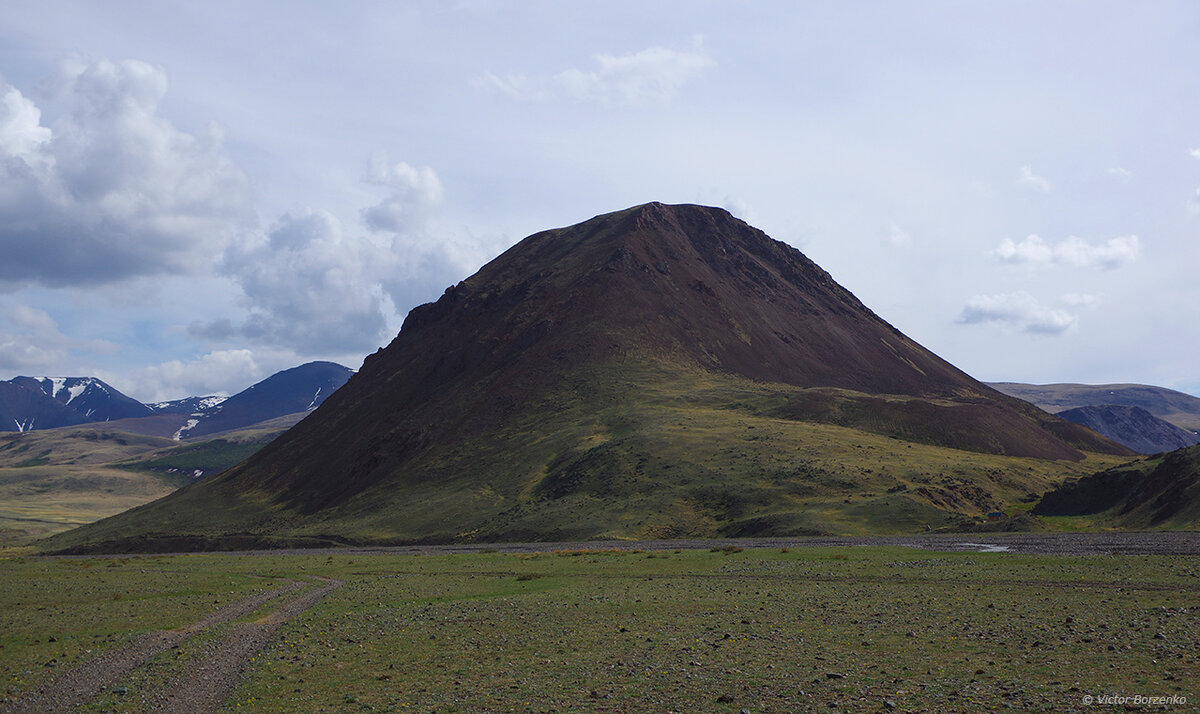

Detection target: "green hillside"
[44, 364, 1127, 553]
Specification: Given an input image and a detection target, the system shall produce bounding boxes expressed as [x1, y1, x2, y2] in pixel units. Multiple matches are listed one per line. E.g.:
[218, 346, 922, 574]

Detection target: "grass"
[0, 465, 182, 545]
[1, 546, 1195, 712]
[0, 425, 289, 547]
[0, 553, 272, 698]
[117, 438, 267, 478]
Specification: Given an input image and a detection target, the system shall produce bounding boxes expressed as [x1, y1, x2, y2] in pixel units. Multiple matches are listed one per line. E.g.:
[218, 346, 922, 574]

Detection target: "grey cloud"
[0, 60, 253, 288]
[208, 209, 395, 354]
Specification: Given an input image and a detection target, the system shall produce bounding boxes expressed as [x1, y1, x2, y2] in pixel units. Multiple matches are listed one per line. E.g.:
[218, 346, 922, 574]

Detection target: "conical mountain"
[47, 203, 1128, 552]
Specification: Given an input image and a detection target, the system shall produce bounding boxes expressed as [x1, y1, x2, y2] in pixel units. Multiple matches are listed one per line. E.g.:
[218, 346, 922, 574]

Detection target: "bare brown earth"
[0, 577, 340, 714]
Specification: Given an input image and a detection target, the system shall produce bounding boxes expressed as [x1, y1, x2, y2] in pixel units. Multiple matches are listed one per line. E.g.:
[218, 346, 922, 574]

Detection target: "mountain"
[148, 395, 229, 415]
[0, 377, 151, 432]
[988, 382, 1200, 433]
[0, 381, 88, 432]
[173, 361, 354, 439]
[44, 203, 1131, 553]
[1055, 405, 1200, 455]
[1033, 444, 1200, 528]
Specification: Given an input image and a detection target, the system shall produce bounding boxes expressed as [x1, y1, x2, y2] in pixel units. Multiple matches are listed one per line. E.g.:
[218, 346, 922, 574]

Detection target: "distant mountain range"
[0, 362, 353, 438]
[988, 382, 1200, 454]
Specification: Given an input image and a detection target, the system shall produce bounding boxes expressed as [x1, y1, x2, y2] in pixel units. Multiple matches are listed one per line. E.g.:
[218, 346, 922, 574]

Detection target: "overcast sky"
[1, 1, 1198, 401]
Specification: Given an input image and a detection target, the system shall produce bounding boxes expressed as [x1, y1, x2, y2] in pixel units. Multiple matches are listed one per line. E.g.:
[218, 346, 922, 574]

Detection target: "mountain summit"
[49, 203, 1128, 551]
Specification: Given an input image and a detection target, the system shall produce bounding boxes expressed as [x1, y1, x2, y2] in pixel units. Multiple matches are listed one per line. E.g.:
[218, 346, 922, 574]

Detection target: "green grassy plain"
[2, 546, 1196, 712]
[0, 425, 287, 547]
[0, 465, 182, 545]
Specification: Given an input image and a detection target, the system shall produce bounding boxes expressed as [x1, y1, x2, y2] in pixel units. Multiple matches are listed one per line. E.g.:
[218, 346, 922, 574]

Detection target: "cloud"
[0, 302, 116, 372]
[1062, 292, 1101, 308]
[0, 60, 254, 288]
[200, 209, 396, 354]
[479, 37, 714, 104]
[194, 155, 486, 356]
[1107, 167, 1131, 178]
[126, 349, 262, 401]
[993, 234, 1140, 269]
[1189, 187, 1200, 215]
[958, 292, 1076, 335]
[361, 154, 444, 233]
[885, 223, 912, 248]
[0, 85, 51, 161]
[1190, 148, 1200, 160]
[1016, 164, 1051, 192]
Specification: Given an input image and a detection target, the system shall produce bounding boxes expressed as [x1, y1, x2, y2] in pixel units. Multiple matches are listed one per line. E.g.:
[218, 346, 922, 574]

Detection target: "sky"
[1, 1, 1198, 402]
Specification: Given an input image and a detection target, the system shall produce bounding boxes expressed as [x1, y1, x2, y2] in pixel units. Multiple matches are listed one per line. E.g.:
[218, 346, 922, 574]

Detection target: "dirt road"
[0, 577, 341, 714]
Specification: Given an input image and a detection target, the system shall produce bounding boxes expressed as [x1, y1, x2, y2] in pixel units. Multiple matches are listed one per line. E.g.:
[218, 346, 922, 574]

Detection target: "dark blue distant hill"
[1055, 404, 1200, 455]
[0, 377, 151, 432]
[175, 361, 354, 439]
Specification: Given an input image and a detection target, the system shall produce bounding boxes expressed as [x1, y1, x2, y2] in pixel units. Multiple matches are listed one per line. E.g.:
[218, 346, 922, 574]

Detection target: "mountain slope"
[1033, 444, 1200, 528]
[988, 382, 1200, 433]
[0, 381, 90, 432]
[0, 377, 153, 433]
[1055, 405, 1200, 455]
[44, 203, 1130, 552]
[11, 377, 153, 422]
[148, 395, 228, 415]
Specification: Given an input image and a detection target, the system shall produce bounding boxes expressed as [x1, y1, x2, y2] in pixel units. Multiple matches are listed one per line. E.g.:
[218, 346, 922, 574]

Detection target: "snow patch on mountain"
[173, 418, 200, 441]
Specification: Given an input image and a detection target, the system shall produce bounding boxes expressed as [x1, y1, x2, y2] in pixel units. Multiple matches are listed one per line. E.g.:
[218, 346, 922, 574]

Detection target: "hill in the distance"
[0, 377, 151, 432]
[1055, 405, 1200, 455]
[45, 203, 1132, 553]
[1034, 443, 1200, 528]
[173, 361, 353, 439]
[988, 382, 1200, 433]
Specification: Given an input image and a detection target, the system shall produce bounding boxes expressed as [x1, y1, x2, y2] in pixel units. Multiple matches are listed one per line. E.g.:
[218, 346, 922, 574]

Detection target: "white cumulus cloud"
[0, 60, 254, 288]
[479, 37, 715, 104]
[958, 292, 1077, 335]
[994, 234, 1140, 270]
[361, 154, 444, 234]
[126, 349, 262, 402]
[0, 301, 117, 373]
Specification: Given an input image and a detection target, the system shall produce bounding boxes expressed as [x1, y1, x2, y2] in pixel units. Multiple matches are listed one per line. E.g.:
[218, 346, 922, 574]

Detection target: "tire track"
[0, 579, 305, 714]
[147, 576, 342, 713]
